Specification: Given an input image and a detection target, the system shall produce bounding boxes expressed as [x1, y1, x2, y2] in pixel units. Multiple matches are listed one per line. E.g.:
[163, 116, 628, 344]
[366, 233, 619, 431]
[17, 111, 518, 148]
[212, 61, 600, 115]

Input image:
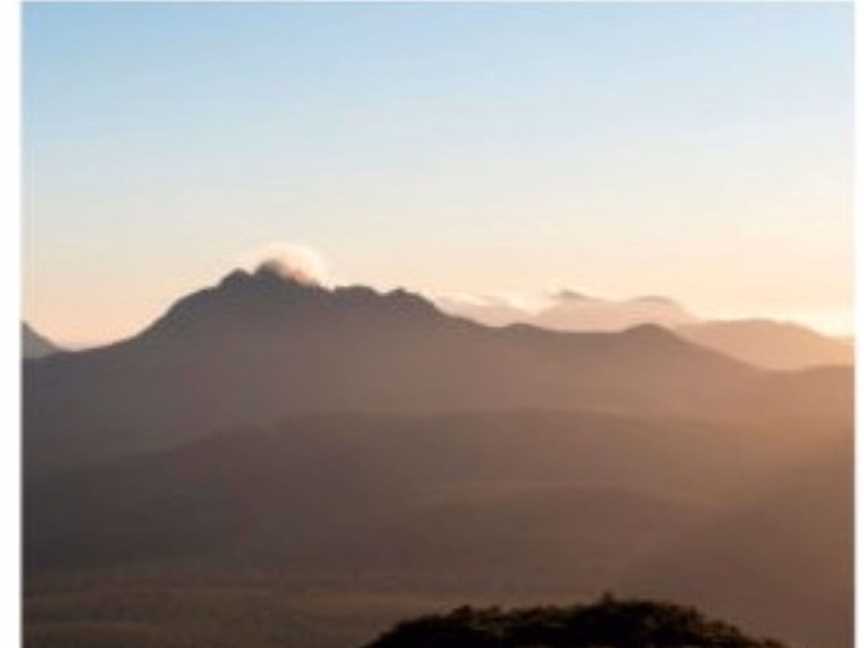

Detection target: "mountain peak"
[143, 269, 444, 341]
[218, 268, 253, 288]
[622, 322, 678, 340]
[218, 257, 327, 290]
[630, 295, 681, 307]
[254, 258, 322, 286]
[555, 289, 592, 301]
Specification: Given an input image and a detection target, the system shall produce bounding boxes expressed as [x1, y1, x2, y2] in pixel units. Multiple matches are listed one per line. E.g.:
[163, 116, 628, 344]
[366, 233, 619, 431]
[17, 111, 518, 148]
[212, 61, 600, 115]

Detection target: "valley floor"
[24, 568, 599, 648]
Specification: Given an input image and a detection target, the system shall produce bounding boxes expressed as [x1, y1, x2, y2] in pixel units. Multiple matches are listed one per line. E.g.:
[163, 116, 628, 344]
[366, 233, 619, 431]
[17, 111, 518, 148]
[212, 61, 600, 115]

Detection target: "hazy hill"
[436, 292, 852, 370]
[22, 266, 851, 469]
[24, 410, 775, 572]
[24, 409, 850, 647]
[624, 436, 852, 648]
[436, 291, 697, 331]
[534, 292, 697, 332]
[676, 319, 854, 371]
[22, 322, 60, 359]
[434, 294, 533, 328]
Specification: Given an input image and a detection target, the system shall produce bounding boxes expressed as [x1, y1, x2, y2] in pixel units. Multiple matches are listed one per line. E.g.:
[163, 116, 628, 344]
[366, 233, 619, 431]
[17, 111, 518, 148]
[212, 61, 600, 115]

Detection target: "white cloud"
[235, 242, 330, 286]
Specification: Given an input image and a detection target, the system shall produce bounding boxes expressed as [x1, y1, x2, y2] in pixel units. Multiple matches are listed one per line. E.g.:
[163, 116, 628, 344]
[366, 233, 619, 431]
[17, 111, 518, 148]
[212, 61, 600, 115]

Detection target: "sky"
[22, 2, 853, 344]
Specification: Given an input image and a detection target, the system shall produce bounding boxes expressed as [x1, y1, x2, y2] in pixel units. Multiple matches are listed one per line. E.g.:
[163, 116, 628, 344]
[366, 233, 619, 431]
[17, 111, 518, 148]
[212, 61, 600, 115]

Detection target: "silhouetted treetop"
[364, 596, 787, 648]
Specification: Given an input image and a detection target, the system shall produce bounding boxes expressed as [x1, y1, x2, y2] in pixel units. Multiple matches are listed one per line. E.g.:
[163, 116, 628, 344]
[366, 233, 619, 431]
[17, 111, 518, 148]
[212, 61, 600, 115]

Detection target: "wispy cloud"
[236, 242, 330, 287]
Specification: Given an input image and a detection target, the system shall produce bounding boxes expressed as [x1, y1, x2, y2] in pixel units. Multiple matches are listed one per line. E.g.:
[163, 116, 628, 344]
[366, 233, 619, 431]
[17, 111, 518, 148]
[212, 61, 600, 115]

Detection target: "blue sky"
[23, 2, 853, 343]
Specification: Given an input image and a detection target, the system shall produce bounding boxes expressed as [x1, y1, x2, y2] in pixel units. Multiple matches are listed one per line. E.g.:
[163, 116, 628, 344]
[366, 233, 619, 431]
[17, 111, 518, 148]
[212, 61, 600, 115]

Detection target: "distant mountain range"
[435, 291, 696, 331]
[22, 266, 852, 647]
[677, 320, 854, 371]
[536, 291, 698, 332]
[22, 322, 60, 359]
[435, 292, 852, 370]
[23, 266, 851, 469]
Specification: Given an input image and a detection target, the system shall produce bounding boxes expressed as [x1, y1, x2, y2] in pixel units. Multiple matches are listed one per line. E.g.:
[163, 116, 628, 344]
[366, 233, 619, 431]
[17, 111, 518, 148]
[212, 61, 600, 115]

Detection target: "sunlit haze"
[22, 3, 852, 345]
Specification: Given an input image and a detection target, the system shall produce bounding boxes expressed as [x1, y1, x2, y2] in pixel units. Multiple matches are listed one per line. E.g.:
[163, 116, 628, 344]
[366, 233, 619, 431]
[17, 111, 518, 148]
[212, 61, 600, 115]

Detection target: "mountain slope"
[24, 410, 849, 647]
[436, 292, 853, 371]
[22, 322, 60, 359]
[436, 291, 697, 331]
[22, 267, 851, 469]
[533, 292, 696, 332]
[624, 436, 852, 648]
[676, 320, 853, 370]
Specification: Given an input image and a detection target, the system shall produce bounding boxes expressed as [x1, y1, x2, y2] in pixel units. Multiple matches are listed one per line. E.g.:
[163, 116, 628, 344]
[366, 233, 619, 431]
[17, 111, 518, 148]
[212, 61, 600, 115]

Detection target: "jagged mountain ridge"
[436, 291, 852, 370]
[23, 266, 851, 469]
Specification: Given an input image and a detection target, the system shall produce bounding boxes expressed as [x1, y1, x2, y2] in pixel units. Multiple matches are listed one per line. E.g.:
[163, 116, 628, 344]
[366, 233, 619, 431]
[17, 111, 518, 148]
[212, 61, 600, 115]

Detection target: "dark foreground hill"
[23, 266, 851, 470]
[365, 597, 786, 648]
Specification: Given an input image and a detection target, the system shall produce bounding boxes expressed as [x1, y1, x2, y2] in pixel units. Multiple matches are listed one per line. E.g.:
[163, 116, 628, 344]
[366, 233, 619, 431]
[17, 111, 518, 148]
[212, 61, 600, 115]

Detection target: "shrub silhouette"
[364, 595, 786, 648]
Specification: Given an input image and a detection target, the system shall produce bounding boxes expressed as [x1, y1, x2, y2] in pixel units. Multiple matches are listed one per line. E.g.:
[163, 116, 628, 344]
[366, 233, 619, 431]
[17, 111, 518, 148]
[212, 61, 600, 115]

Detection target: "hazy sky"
[23, 2, 853, 344]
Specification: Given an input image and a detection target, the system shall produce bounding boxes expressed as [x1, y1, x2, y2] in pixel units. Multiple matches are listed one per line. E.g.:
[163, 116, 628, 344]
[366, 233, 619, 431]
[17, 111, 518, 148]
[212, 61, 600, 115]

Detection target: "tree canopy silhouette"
[364, 595, 786, 648]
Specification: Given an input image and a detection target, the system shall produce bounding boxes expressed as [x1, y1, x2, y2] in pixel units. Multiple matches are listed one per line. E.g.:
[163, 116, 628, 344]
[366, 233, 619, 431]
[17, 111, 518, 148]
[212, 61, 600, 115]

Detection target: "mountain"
[22, 322, 60, 359]
[436, 291, 852, 371]
[23, 266, 851, 469]
[435, 290, 697, 331]
[676, 320, 854, 371]
[434, 294, 532, 328]
[533, 292, 697, 332]
[624, 436, 852, 648]
[22, 268, 852, 647]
